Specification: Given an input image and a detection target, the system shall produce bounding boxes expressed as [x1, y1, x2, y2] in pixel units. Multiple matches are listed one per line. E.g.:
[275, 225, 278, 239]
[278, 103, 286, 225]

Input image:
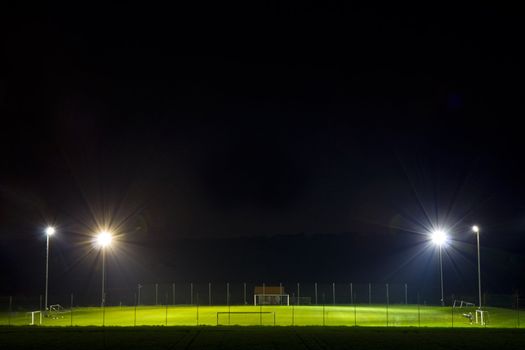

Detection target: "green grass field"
[1, 305, 522, 328]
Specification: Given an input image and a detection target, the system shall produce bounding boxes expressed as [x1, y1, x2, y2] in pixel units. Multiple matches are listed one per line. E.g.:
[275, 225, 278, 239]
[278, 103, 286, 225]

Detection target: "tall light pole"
[96, 231, 113, 307]
[44, 226, 55, 311]
[472, 225, 482, 309]
[431, 230, 448, 306]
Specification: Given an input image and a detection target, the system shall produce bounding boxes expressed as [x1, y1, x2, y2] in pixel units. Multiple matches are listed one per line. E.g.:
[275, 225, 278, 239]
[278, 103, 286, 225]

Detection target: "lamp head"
[96, 231, 113, 248]
[472, 225, 479, 233]
[431, 230, 448, 246]
[45, 226, 55, 236]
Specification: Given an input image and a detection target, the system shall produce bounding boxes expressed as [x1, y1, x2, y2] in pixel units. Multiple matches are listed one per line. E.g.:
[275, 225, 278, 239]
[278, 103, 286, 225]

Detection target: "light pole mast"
[101, 248, 106, 307]
[439, 245, 444, 307]
[431, 229, 448, 307]
[473, 225, 482, 309]
[44, 227, 55, 311]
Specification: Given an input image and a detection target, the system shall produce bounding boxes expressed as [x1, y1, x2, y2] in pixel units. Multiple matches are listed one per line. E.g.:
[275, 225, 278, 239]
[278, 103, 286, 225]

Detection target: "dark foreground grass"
[1, 326, 524, 350]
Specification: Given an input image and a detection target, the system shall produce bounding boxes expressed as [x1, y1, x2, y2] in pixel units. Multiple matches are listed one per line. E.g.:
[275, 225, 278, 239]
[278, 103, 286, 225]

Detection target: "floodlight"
[45, 226, 55, 236]
[96, 231, 113, 248]
[431, 230, 448, 246]
[472, 225, 479, 233]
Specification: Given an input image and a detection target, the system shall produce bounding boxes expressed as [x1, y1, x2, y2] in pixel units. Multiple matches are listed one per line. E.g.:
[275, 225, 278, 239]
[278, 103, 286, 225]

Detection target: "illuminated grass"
[0, 305, 521, 328]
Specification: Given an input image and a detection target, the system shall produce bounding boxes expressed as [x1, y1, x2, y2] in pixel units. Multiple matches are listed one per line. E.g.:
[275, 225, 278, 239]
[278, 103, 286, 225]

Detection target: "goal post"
[28, 311, 42, 325]
[475, 309, 488, 325]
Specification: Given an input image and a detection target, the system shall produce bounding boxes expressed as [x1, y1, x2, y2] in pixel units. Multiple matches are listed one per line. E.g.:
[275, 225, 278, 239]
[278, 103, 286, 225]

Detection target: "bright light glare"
[96, 231, 113, 248]
[472, 225, 479, 233]
[431, 230, 448, 246]
[45, 226, 55, 236]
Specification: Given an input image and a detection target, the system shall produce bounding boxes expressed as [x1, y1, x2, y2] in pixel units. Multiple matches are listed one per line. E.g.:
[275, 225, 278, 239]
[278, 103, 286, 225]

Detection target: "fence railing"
[1, 283, 522, 328]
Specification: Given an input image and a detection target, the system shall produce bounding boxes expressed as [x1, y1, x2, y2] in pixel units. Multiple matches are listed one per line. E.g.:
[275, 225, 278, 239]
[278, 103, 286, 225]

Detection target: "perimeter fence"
[1, 282, 523, 328]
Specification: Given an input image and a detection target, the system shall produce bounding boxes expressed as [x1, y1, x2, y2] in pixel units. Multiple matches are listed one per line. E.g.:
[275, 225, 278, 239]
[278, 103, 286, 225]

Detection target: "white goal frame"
[254, 294, 290, 306]
[28, 310, 42, 325]
[475, 309, 488, 325]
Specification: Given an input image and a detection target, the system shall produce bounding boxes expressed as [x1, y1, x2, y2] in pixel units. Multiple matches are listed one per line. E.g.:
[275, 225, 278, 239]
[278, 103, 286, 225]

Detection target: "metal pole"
[243, 282, 246, 305]
[190, 283, 193, 305]
[227, 283, 230, 325]
[138, 284, 141, 305]
[350, 283, 353, 304]
[8, 296, 12, 326]
[315, 283, 318, 305]
[417, 293, 421, 327]
[45, 234, 50, 311]
[70, 293, 73, 326]
[102, 249, 106, 326]
[386, 283, 389, 327]
[165, 294, 168, 326]
[439, 246, 444, 306]
[173, 283, 176, 305]
[102, 249, 106, 307]
[332, 282, 335, 305]
[297, 283, 300, 305]
[476, 231, 482, 309]
[209, 282, 212, 306]
[134, 293, 137, 327]
[405, 283, 408, 304]
[369, 283, 372, 304]
[155, 283, 158, 305]
[227, 282, 230, 306]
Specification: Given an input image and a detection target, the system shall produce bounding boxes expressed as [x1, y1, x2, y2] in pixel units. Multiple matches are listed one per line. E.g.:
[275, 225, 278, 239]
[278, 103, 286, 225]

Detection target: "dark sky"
[1, 4, 524, 298]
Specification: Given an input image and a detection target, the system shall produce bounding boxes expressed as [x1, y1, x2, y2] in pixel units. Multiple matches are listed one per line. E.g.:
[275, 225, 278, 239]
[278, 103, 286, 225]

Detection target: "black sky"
[1, 4, 524, 296]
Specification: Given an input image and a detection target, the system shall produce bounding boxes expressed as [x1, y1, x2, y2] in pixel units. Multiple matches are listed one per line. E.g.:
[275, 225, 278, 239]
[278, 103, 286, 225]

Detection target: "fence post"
[297, 283, 300, 305]
[386, 283, 389, 327]
[279, 282, 283, 305]
[292, 302, 295, 326]
[322, 293, 326, 326]
[227, 282, 230, 325]
[315, 282, 318, 305]
[354, 299, 357, 326]
[40, 295, 43, 312]
[165, 294, 168, 326]
[243, 282, 247, 305]
[227, 282, 230, 306]
[261, 283, 265, 325]
[333, 283, 336, 305]
[369, 283, 372, 304]
[451, 300, 454, 328]
[155, 283, 158, 305]
[8, 296, 12, 326]
[405, 283, 408, 304]
[134, 293, 137, 327]
[209, 282, 212, 306]
[517, 293, 520, 328]
[190, 283, 193, 305]
[196, 293, 199, 326]
[70, 294, 74, 326]
[417, 293, 421, 327]
[350, 283, 353, 304]
[172, 283, 176, 305]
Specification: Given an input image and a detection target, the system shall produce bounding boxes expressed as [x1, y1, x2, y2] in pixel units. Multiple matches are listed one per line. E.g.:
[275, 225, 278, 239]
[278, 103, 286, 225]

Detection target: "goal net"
[27, 311, 42, 325]
[253, 285, 290, 305]
[254, 294, 290, 306]
[453, 300, 475, 308]
[48, 304, 68, 319]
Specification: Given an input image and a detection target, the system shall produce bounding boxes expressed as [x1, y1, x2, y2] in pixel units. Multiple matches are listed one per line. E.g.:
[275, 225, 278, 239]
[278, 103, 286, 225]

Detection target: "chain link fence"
[1, 283, 522, 327]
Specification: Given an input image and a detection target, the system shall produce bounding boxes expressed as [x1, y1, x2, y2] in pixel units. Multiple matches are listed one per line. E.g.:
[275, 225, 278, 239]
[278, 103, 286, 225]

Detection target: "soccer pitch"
[1, 305, 522, 328]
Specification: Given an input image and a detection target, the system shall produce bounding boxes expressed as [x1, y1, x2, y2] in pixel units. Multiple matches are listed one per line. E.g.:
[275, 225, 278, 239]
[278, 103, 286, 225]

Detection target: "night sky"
[1, 4, 524, 300]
